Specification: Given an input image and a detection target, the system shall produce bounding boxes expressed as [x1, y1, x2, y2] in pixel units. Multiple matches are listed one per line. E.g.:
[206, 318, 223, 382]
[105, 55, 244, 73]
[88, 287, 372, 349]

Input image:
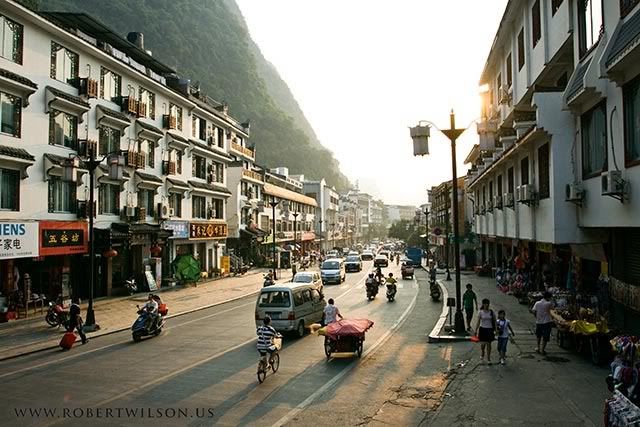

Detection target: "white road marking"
[270, 276, 420, 427]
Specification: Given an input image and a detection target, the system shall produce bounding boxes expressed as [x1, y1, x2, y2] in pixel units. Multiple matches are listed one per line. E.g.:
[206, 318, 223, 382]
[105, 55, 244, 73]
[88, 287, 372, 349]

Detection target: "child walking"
[496, 309, 515, 365]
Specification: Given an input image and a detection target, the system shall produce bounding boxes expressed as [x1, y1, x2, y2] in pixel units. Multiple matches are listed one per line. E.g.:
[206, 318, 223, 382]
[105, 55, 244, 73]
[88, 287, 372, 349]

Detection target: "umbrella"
[325, 319, 374, 340]
[173, 255, 201, 282]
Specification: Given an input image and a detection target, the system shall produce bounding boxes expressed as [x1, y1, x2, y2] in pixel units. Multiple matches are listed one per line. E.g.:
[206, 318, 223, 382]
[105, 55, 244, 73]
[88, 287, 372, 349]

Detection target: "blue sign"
[163, 221, 189, 239]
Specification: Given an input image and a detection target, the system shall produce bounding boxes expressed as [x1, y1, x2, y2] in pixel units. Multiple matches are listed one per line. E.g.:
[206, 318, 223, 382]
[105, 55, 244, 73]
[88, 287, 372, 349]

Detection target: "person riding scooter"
[263, 271, 275, 287]
[365, 273, 378, 299]
[386, 273, 398, 301]
[140, 294, 159, 329]
[375, 266, 384, 285]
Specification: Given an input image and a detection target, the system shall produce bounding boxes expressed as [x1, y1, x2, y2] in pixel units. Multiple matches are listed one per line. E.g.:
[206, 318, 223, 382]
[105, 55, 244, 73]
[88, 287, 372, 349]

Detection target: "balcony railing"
[231, 142, 255, 159]
[242, 168, 263, 182]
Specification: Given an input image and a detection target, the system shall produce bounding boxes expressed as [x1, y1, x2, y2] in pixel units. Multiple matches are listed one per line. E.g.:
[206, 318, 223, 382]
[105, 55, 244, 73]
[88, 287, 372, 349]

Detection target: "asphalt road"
[1, 260, 424, 427]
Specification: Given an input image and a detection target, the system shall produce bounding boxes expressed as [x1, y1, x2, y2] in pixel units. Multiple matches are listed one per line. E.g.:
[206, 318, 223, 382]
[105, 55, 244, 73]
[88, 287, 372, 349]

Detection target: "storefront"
[0, 222, 40, 311]
[188, 221, 228, 276]
[162, 220, 189, 278]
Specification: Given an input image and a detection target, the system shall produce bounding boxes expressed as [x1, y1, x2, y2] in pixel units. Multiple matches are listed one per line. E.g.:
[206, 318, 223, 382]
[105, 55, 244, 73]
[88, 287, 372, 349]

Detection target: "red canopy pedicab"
[321, 319, 374, 358]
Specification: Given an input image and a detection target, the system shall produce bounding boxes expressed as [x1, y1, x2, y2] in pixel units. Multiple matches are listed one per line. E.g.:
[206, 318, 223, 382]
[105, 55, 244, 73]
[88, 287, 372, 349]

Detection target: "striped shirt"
[256, 325, 277, 350]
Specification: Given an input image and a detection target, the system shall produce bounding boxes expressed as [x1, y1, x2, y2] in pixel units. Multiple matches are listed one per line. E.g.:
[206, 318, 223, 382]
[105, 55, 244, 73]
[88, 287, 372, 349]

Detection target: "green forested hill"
[37, 0, 349, 189]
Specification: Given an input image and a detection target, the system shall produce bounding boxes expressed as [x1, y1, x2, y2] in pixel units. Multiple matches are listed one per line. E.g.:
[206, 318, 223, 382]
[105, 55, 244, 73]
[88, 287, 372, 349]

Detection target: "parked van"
[320, 258, 346, 285]
[255, 282, 326, 337]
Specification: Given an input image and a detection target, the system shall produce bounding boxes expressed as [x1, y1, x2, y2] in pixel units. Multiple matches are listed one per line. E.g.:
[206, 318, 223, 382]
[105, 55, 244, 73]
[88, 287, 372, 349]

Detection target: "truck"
[405, 247, 423, 267]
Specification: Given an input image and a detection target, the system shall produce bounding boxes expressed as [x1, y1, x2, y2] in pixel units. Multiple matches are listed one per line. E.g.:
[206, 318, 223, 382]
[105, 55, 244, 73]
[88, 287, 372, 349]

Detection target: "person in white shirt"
[475, 298, 496, 364]
[496, 309, 515, 365]
[531, 291, 554, 355]
[322, 298, 343, 326]
[141, 294, 159, 329]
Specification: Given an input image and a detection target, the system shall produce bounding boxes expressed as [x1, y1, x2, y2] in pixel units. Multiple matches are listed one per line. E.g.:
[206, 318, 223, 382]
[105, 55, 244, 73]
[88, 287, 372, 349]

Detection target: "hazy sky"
[236, 0, 508, 206]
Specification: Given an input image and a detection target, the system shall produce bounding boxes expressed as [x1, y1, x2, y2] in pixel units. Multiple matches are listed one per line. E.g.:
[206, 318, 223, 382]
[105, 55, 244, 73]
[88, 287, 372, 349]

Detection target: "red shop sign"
[39, 221, 89, 256]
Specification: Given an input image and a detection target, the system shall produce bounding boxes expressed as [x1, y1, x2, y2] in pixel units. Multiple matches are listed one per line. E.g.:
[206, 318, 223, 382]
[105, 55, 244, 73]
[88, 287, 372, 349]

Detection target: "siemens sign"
[0, 222, 39, 259]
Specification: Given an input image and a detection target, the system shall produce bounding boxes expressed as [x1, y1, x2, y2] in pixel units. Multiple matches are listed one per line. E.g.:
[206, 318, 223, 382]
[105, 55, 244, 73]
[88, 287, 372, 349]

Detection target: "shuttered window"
[538, 143, 550, 199]
[612, 229, 640, 284]
[532, 0, 541, 48]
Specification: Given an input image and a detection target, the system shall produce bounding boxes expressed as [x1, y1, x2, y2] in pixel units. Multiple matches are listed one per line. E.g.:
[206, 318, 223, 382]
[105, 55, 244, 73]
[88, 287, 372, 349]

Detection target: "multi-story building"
[370, 199, 385, 226]
[467, 0, 640, 331]
[338, 192, 359, 249]
[0, 2, 245, 299]
[428, 178, 468, 267]
[387, 204, 421, 223]
[300, 177, 339, 251]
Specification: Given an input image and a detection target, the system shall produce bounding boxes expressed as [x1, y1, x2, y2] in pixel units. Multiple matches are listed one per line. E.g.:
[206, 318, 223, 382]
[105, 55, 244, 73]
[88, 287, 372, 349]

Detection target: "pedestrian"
[496, 309, 515, 365]
[68, 297, 88, 345]
[463, 283, 478, 332]
[475, 298, 496, 364]
[321, 298, 343, 326]
[531, 291, 554, 355]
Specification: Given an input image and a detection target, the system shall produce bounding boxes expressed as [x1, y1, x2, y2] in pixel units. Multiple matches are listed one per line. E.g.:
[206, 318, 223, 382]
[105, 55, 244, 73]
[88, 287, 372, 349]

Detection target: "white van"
[255, 282, 326, 337]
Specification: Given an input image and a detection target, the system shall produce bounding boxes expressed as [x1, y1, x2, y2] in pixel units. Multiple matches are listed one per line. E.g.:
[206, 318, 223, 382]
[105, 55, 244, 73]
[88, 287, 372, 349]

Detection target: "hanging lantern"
[102, 248, 118, 258]
[150, 244, 162, 257]
[107, 152, 125, 180]
[410, 124, 430, 156]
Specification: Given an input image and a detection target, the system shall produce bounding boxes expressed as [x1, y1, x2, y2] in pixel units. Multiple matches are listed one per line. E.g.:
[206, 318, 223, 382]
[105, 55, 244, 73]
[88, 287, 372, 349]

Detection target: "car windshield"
[322, 261, 340, 269]
[258, 290, 291, 307]
[293, 274, 313, 283]
[346, 256, 360, 262]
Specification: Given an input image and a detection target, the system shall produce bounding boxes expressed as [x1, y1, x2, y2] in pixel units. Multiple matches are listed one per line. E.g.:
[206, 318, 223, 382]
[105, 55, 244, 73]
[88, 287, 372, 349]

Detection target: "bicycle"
[257, 334, 282, 383]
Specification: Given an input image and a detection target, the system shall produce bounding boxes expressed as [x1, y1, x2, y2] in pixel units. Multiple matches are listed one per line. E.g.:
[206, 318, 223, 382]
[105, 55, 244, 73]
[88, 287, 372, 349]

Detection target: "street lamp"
[318, 219, 324, 254]
[268, 198, 279, 279]
[330, 222, 336, 251]
[63, 147, 125, 329]
[409, 110, 487, 335]
[292, 211, 299, 260]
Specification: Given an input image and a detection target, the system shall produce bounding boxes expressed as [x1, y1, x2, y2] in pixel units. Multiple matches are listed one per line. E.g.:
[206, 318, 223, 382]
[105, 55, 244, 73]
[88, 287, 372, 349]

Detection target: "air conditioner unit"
[126, 206, 136, 217]
[515, 186, 522, 202]
[504, 192, 514, 207]
[168, 207, 175, 217]
[494, 195, 503, 209]
[602, 171, 624, 195]
[521, 184, 533, 202]
[486, 199, 494, 211]
[565, 183, 584, 202]
[158, 202, 169, 219]
[498, 85, 512, 105]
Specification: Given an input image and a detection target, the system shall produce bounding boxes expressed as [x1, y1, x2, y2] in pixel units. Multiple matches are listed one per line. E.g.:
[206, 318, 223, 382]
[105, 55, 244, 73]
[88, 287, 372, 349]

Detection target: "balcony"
[230, 142, 255, 160]
[242, 168, 263, 183]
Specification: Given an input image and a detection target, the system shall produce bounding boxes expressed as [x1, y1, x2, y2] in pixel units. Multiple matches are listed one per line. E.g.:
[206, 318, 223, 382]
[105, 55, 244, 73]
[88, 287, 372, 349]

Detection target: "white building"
[300, 177, 339, 251]
[0, 2, 246, 298]
[468, 0, 640, 332]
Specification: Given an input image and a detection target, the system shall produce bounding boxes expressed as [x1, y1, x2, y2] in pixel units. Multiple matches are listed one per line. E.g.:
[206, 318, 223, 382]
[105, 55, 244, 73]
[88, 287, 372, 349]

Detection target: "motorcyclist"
[429, 265, 437, 283]
[256, 316, 278, 366]
[386, 273, 398, 297]
[396, 254, 400, 266]
[375, 266, 384, 284]
[263, 271, 275, 287]
[141, 293, 159, 329]
[365, 273, 377, 296]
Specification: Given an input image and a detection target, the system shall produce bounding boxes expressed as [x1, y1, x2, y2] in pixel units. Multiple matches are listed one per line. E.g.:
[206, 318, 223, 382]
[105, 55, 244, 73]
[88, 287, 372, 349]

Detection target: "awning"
[571, 243, 607, 262]
[134, 170, 163, 191]
[166, 177, 189, 194]
[189, 140, 232, 162]
[263, 182, 318, 207]
[188, 179, 232, 197]
[0, 67, 37, 106]
[0, 145, 36, 178]
[167, 131, 189, 152]
[44, 153, 87, 180]
[96, 105, 131, 131]
[45, 86, 90, 121]
[136, 120, 164, 144]
[97, 164, 129, 184]
[606, 10, 640, 70]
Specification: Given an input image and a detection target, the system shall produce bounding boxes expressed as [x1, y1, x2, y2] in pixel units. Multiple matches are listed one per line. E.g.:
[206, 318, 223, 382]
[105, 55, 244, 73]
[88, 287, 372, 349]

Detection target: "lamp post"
[423, 208, 430, 265]
[292, 212, 299, 260]
[330, 222, 336, 251]
[410, 110, 476, 335]
[268, 198, 279, 279]
[318, 219, 324, 254]
[63, 147, 125, 329]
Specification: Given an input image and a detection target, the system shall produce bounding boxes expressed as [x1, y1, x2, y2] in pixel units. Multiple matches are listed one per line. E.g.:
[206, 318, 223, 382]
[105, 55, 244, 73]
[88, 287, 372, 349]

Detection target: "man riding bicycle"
[257, 316, 278, 365]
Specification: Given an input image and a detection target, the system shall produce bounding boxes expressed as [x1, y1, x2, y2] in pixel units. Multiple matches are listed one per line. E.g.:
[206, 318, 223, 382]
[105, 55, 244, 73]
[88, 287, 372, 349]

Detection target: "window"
[192, 155, 206, 179]
[621, 0, 640, 18]
[49, 110, 77, 149]
[138, 189, 154, 216]
[624, 76, 640, 164]
[176, 151, 182, 174]
[0, 168, 19, 210]
[0, 91, 21, 137]
[99, 183, 119, 215]
[496, 73, 502, 94]
[507, 167, 515, 193]
[520, 157, 530, 185]
[497, 174, 503, 197]
[100, 67, 121, 101]
[532, 0, 541, 48]
[169, 103, 183, 131]
[488, 180, 494, 202]
[137, 139, 154, 168]
[217, 127, 224, 148]
[552, 0, 564, 15]
[98, 126, 120, 156]
[212, 198, 224, 219]
[169, 193, 182, 217]
[50, 42, 78, 83]
[506, 53, 513, 87]
[192, 116, 207, 140]
[138, 87, 155, 119]
[578, 0, 603, 56]
[518, 29, 525, 70]
[212, 161, 224, 184]
[0, 14, 22, 64]
[581, 102, 608, 177]
[538, 143, 550, 199]
[192, 195, 206, 218]
[48, 178, 76, 213]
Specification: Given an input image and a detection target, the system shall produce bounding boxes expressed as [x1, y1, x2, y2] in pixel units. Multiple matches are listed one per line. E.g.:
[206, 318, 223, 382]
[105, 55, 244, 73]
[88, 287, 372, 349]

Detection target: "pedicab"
[317, 319, 374, 359]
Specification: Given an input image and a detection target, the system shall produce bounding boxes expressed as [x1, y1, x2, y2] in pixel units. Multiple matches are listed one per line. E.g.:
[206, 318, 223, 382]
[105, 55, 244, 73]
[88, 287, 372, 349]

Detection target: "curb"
[423, 267, 472, 343]
[0, 288, 262, 362]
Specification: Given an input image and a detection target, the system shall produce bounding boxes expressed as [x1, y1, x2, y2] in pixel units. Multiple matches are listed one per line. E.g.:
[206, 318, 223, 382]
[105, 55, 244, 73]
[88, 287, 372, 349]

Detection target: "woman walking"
[475, 298, 496, 364]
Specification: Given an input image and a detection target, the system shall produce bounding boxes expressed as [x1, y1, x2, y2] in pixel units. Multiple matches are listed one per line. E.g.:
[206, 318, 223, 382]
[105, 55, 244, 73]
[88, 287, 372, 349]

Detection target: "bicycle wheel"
[271, 353, 280, 373]
[257, 361, 266, 383]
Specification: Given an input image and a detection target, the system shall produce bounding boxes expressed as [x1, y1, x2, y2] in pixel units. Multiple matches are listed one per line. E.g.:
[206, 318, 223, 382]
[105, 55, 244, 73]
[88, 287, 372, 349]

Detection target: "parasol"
[325, 319, 374, 340]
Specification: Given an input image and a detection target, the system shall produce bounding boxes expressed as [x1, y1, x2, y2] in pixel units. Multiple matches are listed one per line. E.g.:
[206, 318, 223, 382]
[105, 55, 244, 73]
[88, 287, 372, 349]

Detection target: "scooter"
[386, 283, 397, 302]
[45, 298, 69, 328]
[131, 306, 165, 342]
[124, 277, 137, 295]
[263, 275, 274, 287]
[365, 281, 378, 300]
[429, 279, 441, 302]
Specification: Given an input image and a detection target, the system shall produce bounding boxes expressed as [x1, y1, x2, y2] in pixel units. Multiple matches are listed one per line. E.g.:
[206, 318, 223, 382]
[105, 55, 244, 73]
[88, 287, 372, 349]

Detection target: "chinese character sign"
[39, 221, 89, 256]
[0, 222, 39, 259]
[189, 222, 228, 239]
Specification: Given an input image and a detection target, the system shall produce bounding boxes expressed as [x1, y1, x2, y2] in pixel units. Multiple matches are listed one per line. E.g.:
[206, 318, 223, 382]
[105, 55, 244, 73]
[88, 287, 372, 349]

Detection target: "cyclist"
[257, 316, 278, 366]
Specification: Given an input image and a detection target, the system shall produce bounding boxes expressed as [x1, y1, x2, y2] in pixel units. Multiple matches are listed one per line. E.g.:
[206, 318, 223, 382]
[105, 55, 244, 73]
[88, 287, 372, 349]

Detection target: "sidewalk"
[0, 267, 296, 361]
[428, 271, 608, 426]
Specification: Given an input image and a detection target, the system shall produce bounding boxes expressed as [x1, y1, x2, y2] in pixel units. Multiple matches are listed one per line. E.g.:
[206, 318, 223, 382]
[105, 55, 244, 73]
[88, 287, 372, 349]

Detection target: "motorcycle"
[263, 275, 274, 287]
[386, 283, 397, 302]
[124, 277, 137, 295]
[365, 281, 378, 300]
[429, 279, 441, 302]
[131, 306, 165, 342]
[45, 299, 69, 328]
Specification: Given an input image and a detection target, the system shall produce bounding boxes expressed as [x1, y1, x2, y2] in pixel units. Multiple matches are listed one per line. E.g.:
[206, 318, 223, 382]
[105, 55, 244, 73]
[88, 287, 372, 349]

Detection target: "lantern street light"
[409, 110, 490, 335]
[268, 198, 280, 279]
[62, 148, 125, 329]
[292, 212, 299, 260]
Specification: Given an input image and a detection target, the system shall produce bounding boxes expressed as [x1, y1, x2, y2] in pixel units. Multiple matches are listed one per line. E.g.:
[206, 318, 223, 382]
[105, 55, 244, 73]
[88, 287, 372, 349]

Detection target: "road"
[1, 261, 439, 427]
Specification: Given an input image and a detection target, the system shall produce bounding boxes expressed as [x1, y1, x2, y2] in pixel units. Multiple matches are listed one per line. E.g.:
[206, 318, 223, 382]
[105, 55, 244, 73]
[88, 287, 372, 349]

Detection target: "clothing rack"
[605, 390, 640, 426]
